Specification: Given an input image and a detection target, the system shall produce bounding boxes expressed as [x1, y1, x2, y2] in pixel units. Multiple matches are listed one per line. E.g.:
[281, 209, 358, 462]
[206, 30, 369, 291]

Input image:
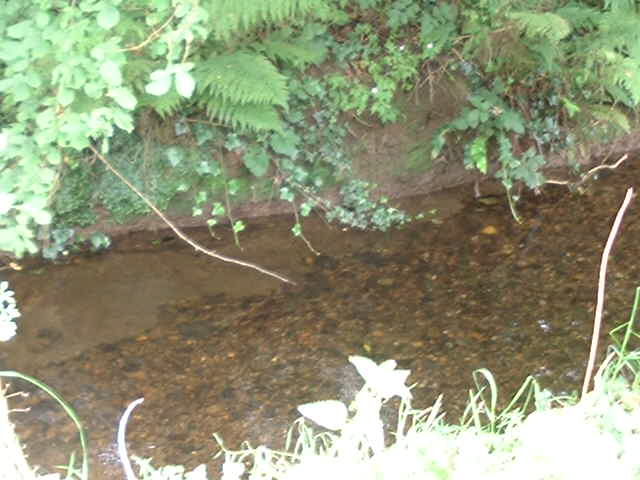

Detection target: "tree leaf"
[297, 400, 348, 431]
[100, 60, 122, 86]
[110, 87, 137, 110]
[57, 88, 75, 107]
[97, 4, 121, 30]
[146, 70, 172, 96]
[175, 70, 195, 98]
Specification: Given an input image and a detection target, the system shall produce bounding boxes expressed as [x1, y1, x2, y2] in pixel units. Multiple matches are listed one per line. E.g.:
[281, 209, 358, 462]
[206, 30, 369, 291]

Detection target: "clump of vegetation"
[2, 0, 639, 259]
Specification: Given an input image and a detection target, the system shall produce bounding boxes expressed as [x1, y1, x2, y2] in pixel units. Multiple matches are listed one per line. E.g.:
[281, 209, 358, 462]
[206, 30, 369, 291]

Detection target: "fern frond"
[194, 52, 288, 107]
[556, 4, 601, 31]
[206, 0, 328, 40]
[257, 27, 328, 67]
[139, 90, 184, 118]
[508, 11, 572, 44]
[197, 96, 284, 132]
[584, 104, 630, 133]
[608, 57, 640, 106]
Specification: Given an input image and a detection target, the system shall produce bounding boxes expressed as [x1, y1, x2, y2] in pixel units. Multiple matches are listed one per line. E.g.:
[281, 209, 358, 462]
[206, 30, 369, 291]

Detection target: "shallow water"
[2, 160, 640, 479]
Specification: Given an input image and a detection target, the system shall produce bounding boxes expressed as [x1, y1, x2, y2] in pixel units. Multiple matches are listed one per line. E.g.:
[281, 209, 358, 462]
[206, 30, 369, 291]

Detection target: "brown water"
[2, 160, 640, 479]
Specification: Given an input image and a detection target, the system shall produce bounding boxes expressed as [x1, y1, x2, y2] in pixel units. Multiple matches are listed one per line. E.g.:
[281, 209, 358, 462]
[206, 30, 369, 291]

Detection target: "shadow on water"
[2, 159, 640, 479]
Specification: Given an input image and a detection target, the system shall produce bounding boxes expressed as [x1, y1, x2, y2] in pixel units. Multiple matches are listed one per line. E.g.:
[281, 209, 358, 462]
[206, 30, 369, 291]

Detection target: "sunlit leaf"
[175, 70, 195, 98]
[100, 60, 122, 86]
[298, 400, 348, 431]
[109, 87, 137, 110]
[97, 4, 120, 29]
[146, 70, 172, 96]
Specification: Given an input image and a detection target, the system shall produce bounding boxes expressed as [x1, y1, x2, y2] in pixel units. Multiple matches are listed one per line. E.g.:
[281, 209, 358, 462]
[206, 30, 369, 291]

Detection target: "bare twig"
[89, 146, 296, 285]
[123, 12, 176, 52]
[117, 397, 144, 480]
[581, 187, 635, 398]
[546, 153, 629, 187]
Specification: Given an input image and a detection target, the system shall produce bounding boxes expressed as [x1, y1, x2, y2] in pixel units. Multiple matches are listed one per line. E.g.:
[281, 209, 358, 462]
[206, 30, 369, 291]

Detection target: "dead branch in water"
[582, 186, 635, 398]
[89, 146, 296, 285]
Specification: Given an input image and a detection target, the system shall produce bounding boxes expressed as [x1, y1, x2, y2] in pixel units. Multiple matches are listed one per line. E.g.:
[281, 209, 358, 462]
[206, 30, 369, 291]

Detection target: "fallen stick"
[89, 146, 296, 285]
[581, 186, 635, 398]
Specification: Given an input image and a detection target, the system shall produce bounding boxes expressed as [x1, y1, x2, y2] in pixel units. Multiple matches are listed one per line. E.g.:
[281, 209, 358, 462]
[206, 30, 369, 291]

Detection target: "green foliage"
[0, 0, 336, 257]
[427, 0, 640, 194]
[194, 52, 289, 132]
[51, 160, 98, 228]
[433, 84, 544, 193]
[326, 180, 410, 231]
[4, 0, 640, 258]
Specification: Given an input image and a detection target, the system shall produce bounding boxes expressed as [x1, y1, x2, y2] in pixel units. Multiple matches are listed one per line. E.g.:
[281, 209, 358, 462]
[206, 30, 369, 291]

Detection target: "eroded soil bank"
[2, 154, 640, 479]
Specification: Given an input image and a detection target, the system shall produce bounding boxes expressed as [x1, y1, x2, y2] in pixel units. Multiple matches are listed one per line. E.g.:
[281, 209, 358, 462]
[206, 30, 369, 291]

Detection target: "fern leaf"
[556, 4, 601, 31]
[257, 26, 328, 68]
[195, 52, 288, 107]
[139, 90, 184, 118]
[609, 58, 640, 106]
[207, 0, 328, 40]
[585, 104, 630, 132]
[198, 96, 284, 132]
[508, 11, 572, 44]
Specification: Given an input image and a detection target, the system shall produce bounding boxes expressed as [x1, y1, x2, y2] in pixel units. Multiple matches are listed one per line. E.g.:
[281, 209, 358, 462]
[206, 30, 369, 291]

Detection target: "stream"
[2, 158, 640, 479]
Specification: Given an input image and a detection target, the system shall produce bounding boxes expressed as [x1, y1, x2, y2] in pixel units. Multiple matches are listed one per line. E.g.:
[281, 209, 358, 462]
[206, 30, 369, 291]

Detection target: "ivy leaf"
[166, 146, 185, 167]
[175, 70, 195, 98]
[270, 130, 300, 159]
[500, 109, 525, 134]
[97, 4, 120, 30]
[146, 69, 172, 96]
[243, 148, 270, 177]
[100, 60, 122, 86]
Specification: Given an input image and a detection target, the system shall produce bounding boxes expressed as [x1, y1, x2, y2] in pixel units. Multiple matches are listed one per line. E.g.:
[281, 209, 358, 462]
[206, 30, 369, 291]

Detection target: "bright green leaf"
[100, 60, 122, 86]
[57, 88, 75, 107]
[33, 209, 52, 225]
[175, 71, 195, 98]
[97, 4, 121, 29]
[468, 136, 488, 174]
[0, 193, 16, 215]
[232, 220, 245, 233]
[146, 70, 172, 96]
[110, 87, 137, 110]
[211, 202, 225, 216]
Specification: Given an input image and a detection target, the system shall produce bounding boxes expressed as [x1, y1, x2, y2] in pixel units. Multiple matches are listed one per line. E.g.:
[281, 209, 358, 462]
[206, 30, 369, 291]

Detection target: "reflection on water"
[3, 162, 640, 479]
